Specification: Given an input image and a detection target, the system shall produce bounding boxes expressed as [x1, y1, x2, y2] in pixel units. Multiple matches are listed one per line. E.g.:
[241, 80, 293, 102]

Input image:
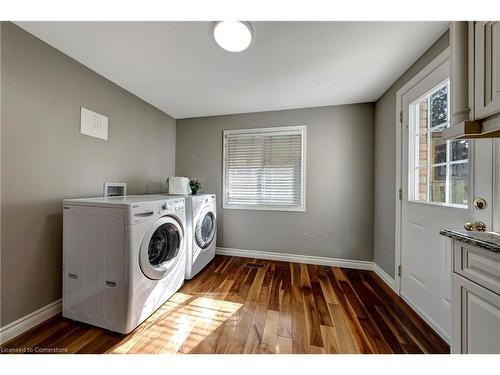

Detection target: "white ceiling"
[16, 21, 448, 119]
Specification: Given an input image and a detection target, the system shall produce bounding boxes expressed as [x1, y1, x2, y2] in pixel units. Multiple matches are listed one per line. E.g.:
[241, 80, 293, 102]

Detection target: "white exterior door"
[400, 58, 494, 342]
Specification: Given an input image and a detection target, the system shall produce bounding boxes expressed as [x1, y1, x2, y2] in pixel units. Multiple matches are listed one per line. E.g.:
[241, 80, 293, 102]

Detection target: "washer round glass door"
[195, 210, 216, 250]
[140, 216, 183, 280]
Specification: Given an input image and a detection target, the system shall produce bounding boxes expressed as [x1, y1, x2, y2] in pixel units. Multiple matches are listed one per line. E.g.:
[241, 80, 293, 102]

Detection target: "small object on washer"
[166, 176, 191, 195]
[189, 179, 202, 195]
[103, 182, 127, 197]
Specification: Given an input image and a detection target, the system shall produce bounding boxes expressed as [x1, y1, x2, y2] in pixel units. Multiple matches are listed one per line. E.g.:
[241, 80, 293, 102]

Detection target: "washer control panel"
[126, 198, 185, 225]
[159, 199, 184, 213]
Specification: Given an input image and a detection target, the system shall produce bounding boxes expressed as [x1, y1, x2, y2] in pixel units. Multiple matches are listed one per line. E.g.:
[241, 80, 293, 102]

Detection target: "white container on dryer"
[185, 194, 217, 279]
[62, 195, 186, 334]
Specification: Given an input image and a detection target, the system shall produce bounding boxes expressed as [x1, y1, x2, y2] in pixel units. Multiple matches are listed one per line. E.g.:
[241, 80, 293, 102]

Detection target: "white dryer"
[185, 194, 217, 279]
[62, 195, 186, 334]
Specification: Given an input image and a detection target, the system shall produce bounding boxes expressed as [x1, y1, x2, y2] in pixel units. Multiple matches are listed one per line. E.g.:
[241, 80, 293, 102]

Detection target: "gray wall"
[0, 23, 176, 326]
[373, 30, 449, 277]
[176, 104, 375, 261]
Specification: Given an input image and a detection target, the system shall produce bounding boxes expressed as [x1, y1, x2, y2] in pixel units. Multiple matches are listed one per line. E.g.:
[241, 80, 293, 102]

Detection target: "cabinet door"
[474, 21, 500, 119]
[453, 274, 500, 353]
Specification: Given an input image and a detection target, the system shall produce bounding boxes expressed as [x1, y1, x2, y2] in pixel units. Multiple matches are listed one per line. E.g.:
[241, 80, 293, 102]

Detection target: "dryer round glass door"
[195, 211, 216, 249]
[140, 216, 183, 280]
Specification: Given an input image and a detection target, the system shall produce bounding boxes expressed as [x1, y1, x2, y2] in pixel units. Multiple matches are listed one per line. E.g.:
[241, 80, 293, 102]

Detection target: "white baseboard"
[215, 247, 374, 270]
[0, 299, 62, 345]
[373, 263, 398, 293]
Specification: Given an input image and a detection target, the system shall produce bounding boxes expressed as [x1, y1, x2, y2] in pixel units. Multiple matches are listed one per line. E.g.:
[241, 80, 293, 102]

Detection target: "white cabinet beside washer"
[63, 205, 125, 332]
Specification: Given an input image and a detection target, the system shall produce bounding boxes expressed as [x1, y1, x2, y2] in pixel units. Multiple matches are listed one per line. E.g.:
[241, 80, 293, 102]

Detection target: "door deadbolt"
[473, 198, 487, 210]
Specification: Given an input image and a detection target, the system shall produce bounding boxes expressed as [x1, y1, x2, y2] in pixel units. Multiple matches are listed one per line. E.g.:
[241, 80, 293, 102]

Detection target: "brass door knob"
[473, 198, 487, 210]
[475, 221, 487, 231]
[464, 221, 487, 232]
[464, 222, 475, 231]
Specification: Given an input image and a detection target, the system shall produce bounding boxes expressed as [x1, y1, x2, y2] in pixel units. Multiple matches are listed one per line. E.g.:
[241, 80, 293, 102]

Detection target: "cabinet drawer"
[454, 242, 500, 295]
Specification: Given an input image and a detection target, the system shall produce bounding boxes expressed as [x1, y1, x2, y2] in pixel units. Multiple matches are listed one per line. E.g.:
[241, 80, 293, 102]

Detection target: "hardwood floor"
[1, 256, 449, 354]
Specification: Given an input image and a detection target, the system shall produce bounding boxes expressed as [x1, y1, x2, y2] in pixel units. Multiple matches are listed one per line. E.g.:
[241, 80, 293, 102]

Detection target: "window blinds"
[223, 126, 305, 210]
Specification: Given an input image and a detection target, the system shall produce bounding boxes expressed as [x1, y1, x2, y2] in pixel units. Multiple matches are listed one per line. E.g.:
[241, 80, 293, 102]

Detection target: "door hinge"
[398, 187, 403, 201]
[398, 265, 402, 277]
[400, 110, 403, 125]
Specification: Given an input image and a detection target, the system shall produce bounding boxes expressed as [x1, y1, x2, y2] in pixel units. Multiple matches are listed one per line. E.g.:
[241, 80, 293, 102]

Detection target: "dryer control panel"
[192, 194, 216, 212]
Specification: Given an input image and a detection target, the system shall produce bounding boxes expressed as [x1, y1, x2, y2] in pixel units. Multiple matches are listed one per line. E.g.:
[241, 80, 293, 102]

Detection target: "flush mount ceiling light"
[212, 21, 253, 52]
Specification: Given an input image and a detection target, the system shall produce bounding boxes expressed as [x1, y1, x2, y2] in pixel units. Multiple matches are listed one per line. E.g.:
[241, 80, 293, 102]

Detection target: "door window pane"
[430, 85, 448, 128]
[417, 99, 428, 133]
[417, 167, 428, 201]
[429, 165, 447, 203]
[417, 134, 428, 167]
[451, 140, 469, 161]
[430, 129, 446, 164]
[451, 163, 468, 205]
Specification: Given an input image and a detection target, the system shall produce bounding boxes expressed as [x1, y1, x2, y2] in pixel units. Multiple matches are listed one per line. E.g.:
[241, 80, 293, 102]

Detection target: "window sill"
[407, 199, 468, 210]
[223, 204, 306, 212]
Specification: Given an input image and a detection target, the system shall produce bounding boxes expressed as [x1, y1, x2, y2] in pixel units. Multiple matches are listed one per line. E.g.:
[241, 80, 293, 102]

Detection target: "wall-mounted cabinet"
[474, 22, 500, 120]
[444, 21, 500, 140]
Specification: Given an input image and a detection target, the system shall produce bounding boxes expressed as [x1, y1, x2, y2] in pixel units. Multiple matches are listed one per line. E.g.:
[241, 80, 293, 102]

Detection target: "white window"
[408, 80, 469, 207]
[223, 126, 306, 211]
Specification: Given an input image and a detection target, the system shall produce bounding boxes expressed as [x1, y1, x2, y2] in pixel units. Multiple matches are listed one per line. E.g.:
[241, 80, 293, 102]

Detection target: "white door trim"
[395, 47, 450, 294]
[494, 140, 500, 232]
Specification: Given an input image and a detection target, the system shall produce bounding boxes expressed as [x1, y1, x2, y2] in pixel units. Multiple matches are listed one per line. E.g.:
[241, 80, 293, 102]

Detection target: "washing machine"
[62, 195, 186, 334]
[185, 194, 217, 279]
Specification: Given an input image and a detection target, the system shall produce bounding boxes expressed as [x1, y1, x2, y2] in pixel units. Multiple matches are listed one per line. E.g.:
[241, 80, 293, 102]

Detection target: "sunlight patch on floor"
[109, 293, 242, 354]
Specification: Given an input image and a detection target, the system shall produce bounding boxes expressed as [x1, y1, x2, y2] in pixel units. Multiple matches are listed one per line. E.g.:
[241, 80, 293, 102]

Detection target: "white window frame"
[408, 79, 470, 209]
[222, 125, 307, 212]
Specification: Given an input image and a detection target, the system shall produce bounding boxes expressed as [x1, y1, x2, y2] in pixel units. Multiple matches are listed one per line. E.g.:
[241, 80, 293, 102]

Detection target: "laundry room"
[1, 1, 500, 372]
